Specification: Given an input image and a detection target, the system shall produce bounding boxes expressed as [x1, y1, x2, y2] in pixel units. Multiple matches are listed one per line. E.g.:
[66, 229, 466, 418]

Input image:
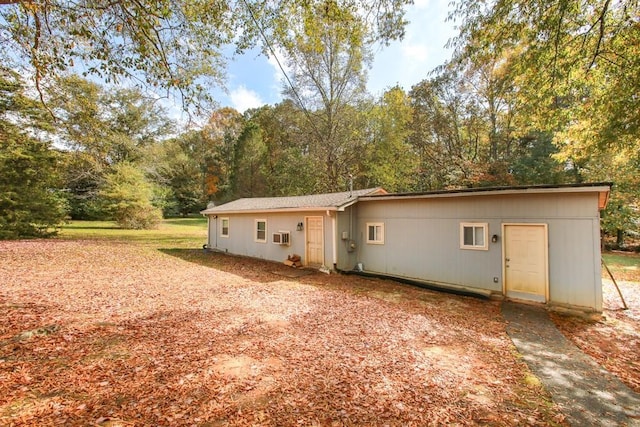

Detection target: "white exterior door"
[306, 216, 324, 266]
[504, 224, 548, 303]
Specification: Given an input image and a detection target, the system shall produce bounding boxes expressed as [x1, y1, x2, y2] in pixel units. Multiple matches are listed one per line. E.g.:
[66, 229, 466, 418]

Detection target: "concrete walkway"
[502, 302, 640, 426]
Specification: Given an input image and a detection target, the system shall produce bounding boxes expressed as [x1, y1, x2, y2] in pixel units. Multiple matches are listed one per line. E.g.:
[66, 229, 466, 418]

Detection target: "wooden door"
[504, 224, 548, 303]
[306, 216, 324, 266]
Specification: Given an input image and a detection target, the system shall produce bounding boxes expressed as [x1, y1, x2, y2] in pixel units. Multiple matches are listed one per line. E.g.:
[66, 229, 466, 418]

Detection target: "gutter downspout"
[349, 203, 353, 240]
[213, 216, 218, 249]
[331, 211, 337, 270]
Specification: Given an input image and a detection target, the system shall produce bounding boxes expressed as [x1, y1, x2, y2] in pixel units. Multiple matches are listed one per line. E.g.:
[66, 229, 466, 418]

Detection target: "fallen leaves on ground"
[551, 278, 640, 393]
[1, 240, 563, 425]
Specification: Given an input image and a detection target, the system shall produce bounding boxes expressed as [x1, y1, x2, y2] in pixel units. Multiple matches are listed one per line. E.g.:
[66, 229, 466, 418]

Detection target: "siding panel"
[204, 188, 605, 311]
[355, 192, 603, 310]
[547, 219, 599, 309]
[207, 213, 308, 263]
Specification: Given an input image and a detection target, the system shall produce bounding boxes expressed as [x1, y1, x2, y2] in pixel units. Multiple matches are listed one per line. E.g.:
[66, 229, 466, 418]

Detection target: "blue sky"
[215, 0, 458, 112]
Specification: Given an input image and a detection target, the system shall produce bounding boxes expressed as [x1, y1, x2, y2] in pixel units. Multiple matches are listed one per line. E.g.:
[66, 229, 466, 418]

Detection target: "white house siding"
[355, 192, 603, 311]
[546, 217, 603, 310]
[206, 211, 335, 267]
[336, 207, 359, 271]
[207, 213, 302, 262]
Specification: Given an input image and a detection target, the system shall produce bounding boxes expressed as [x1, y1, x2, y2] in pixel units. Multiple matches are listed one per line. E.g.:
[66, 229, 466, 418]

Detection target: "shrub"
[99, 162, 163, 230]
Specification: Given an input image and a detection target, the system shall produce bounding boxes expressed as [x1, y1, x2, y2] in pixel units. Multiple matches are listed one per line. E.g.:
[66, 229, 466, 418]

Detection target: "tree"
[429, 47, 533, 187]
[0, 67, 67, 238]
[409, 74, 490, 190]
[0, 133, 69, 239]
[231, 119, 268, 198]
[450, 0, 639, 146]
[277, 0, 372, 192]
[584, 148, 640, 248]
[200, 107, 244, 203]
[361, 86, 417, 192]
[101, 86, 174, 164]
[247, 102, 317, 197]
[509, 132, 569, 185]
[152, 132, 209, 216]
[1, 0, 410, 110]
[459, 53, 518, 165]
[51, 75, 173, 218]
[52, 75, 173, 163]
[99, 162, 162, 229]
[450, 0, 639, 236]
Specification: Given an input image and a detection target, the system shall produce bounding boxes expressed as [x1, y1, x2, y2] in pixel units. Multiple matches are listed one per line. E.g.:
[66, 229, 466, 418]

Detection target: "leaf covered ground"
[0, 238, 566, 426]
[551, 276, 640, 394]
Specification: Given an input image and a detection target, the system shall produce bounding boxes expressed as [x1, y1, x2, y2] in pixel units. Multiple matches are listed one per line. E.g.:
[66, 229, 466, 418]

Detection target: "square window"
[460, 223, 488, 250]
[221, 218, 229, 237]
[366, 222, 384, 244]
[255, 220, 267, 243]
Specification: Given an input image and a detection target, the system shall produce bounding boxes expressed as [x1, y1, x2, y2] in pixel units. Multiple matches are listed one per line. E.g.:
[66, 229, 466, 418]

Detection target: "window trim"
[460, 222, 489, 250]
[366, 222, 385, 245]
[272, 230, 291, 246]
[255, 219, 267, 243]
[220, 217, 229, 238]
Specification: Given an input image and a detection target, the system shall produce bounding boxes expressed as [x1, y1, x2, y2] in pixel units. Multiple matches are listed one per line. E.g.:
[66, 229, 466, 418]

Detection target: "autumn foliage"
[1, 239, 565, 425]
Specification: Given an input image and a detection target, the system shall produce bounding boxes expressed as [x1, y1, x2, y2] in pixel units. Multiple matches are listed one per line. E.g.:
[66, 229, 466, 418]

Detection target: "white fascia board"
[336, 199, 360, 211]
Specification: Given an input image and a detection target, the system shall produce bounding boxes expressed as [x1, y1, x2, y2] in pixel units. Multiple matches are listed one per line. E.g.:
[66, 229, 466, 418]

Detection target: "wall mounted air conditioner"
[272, 231, 291, 246]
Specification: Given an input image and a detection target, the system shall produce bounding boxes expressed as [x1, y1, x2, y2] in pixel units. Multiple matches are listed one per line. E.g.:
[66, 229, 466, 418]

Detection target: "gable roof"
[200, 188, 386, 215]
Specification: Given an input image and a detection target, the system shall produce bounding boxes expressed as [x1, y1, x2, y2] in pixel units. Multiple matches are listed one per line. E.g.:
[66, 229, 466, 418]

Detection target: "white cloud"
[401, 43, 430, 64]
[266, 46, 290, 78]
[412, 0, 434, 9]
[265, 46, 289, 97]
[219, 0, 458, 106]
[367, 0, 457, 95]
[229, 85, 265, 112]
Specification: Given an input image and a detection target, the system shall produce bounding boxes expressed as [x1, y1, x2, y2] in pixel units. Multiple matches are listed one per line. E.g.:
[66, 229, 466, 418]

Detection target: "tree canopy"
[447, 0, 640, 244]
[0, 0, 411, 110]
[0, 67, 67, 238]
[278, 0, 372, 191]
[1, 0, 637, 244]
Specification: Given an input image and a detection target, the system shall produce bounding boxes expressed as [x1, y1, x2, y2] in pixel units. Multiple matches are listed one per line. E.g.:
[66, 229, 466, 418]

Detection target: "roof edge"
[200, 206, 338, 215]
[200, 183, 612, 215]
[359, 182, 613, 209]
[200, 187, 386, 215]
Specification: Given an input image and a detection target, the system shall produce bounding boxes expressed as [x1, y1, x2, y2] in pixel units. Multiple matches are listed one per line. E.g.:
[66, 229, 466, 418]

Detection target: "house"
[200, 188, 387, 269]
[201, 183, 611, 312]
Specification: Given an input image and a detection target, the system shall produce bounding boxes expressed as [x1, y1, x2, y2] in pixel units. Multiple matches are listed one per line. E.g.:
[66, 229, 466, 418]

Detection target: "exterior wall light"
[297, 222, 304, 231]
[491, 234, 499, 243]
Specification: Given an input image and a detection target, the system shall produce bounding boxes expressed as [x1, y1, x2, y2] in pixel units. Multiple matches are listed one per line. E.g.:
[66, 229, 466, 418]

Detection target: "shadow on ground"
[159, 248, 319, 285]
[503, 302, 640, 426]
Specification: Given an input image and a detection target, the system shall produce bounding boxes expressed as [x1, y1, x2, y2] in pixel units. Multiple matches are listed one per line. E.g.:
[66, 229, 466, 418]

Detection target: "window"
[255, 219, 267, 243]
[460, 223, 488, 250]
[220, 217, 229, 237]
[366, 222, 384, 244]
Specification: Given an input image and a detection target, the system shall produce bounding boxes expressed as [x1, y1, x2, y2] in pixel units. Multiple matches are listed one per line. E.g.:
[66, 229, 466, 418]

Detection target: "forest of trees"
[1, 0, 638, 246]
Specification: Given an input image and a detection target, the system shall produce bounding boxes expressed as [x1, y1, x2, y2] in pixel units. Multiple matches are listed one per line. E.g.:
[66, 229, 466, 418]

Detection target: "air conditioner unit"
[272, 232, 290, 246]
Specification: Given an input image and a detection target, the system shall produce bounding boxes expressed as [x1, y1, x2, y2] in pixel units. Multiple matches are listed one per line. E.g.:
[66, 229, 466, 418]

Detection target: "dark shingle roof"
[200, 188, 385, 214]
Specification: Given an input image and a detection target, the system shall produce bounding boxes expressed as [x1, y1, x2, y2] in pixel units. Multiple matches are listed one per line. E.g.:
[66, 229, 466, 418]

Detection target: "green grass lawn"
[602, 251, 640, 282]
[60, 218, 208, 249]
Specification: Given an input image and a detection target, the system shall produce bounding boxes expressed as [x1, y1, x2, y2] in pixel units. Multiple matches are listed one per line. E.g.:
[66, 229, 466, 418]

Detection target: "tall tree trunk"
[616, 229, 624, 248]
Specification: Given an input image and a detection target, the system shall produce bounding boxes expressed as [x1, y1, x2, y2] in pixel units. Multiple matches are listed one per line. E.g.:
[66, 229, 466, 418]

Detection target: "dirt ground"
[0, 239, 634, 426]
